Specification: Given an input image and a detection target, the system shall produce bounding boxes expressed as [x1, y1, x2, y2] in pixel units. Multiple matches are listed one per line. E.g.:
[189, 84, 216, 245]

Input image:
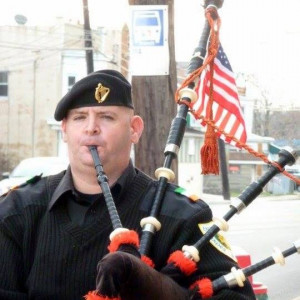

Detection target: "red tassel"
[84, 291, 121, 300]
[167, 250, 197, 276]
[108, 230, 139, 253]
[200, 124, 219, 175]
[190, 278, 213, 299]
[141, 255, 155, 268]
[200, 35, 220, 175]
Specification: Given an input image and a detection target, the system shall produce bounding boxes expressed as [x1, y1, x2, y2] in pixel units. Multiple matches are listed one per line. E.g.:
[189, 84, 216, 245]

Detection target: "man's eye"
[73, 115, 85, 120]
[102, 115, 114, 120]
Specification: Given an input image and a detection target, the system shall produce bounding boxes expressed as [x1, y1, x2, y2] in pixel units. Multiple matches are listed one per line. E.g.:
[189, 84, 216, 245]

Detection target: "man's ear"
[130, 115, 144, 144]
[61, 119, 67, 142]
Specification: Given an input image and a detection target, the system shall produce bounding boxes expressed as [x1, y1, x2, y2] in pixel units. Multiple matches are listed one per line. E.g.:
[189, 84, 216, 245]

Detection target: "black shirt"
[0, 162, 255, 299]
[50, 161, 135, 226]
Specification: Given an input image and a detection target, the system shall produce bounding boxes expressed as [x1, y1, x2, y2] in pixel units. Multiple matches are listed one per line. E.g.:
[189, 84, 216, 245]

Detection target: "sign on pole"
[129, 5, 169, 76]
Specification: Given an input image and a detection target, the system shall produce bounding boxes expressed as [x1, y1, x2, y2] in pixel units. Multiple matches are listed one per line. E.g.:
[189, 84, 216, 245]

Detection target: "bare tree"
[269, 111, 300, 140]
[244, 74, 300, 141]
[245, 74, 272, 137]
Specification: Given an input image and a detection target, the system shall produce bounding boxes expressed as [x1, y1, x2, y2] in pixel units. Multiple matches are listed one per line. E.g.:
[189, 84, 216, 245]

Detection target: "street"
[205, 194, 300, 300]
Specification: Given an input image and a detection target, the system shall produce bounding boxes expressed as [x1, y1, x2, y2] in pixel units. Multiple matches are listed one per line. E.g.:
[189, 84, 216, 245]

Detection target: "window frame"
[67, 75, 76, 92]
[0, 71, 8, 99]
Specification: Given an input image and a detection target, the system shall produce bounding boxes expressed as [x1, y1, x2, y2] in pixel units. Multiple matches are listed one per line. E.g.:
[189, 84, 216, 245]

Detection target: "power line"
[0, 25, 129, 68]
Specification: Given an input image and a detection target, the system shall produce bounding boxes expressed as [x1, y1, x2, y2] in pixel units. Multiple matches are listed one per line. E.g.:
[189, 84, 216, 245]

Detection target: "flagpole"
[218, 138, 231, 200]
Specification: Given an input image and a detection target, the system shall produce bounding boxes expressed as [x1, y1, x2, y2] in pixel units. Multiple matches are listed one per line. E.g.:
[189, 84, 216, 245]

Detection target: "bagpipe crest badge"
[199, 221, 237, 262]
[174, 187, 199, 202]
[95, 83, 110, 103]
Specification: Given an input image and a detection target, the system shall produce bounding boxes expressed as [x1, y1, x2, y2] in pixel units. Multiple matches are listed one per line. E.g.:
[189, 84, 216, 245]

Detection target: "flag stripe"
[228, 118, 240, 140]
[213, 70, 239, 99]
[212, 87, 245, 126]
[214, 57, 236, 85]
[213, 104, 224, 123]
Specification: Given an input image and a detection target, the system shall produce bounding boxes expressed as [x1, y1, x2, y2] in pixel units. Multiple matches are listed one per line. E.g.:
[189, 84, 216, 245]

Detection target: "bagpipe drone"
[85, 1, 300, 299]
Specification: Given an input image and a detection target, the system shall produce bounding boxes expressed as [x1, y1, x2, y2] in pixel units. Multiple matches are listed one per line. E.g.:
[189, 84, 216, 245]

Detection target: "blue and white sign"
[132, 9, 164, 47]
[130, 5, 169, 76]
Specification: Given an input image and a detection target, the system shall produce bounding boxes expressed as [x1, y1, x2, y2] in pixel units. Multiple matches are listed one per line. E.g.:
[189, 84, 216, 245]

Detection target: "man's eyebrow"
[69, 109, 118, 116]
[97, 111, 118, 116]
[69, 110, 87, 115]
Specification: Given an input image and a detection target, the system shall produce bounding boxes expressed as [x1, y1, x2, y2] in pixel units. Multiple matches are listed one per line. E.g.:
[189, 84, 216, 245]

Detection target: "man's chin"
[85, 157, 97, 166]
[85, 154, 107, 168]
[76, 149, 106, 167]
[76, 154, 96, 168]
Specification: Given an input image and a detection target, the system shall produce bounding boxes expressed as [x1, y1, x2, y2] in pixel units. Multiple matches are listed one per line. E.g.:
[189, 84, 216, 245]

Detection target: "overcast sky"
[2, 0, 300, 108]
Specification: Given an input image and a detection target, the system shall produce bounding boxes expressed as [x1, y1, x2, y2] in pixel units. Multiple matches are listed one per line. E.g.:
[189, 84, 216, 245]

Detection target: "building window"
[179, 137, 201, 163]
[0, 71, 8, 97]
[68, 76, 76, 91]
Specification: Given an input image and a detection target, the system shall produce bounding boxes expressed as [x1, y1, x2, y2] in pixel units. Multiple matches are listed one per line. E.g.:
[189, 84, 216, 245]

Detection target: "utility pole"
[128, 0, 178, 180]
[121, 24, 130, 78]
[82, 0, 94, 74]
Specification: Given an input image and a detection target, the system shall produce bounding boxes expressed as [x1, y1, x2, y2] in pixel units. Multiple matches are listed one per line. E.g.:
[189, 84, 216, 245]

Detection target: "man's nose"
[85, 116, 100, 135]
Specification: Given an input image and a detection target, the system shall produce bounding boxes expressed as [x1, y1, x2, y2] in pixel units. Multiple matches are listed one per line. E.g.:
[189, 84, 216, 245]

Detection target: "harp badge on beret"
[95, 83, 110, 103]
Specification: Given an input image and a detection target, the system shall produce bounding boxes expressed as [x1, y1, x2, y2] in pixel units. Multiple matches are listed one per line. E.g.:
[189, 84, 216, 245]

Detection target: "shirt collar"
[48, 160, 136, 210]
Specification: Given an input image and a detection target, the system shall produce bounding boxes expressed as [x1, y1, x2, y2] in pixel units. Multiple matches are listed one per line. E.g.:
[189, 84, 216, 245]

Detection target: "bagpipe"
[85, 1, 300, 299]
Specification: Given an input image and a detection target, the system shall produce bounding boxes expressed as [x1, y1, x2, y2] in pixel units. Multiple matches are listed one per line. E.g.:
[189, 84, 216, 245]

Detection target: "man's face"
[61, 106, 143, 176]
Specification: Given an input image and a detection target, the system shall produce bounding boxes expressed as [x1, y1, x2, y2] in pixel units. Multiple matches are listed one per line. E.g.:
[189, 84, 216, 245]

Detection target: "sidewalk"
[201, 193, 300, 205]
[200, 192, 300, 300]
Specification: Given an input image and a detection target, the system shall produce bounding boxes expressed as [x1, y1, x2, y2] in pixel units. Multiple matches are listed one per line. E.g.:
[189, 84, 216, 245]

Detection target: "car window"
[10, 158, 68, 178]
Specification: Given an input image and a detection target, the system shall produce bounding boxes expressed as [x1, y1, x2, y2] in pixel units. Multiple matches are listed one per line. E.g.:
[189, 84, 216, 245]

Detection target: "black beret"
[54, 69, 133, 121]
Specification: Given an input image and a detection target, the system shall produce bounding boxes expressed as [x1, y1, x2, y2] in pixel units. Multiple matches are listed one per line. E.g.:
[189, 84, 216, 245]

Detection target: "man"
[0, 70, 255, 299]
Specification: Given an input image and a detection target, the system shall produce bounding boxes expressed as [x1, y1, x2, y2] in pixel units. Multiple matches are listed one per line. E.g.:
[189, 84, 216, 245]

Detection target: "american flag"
[192, 45, 247, 146]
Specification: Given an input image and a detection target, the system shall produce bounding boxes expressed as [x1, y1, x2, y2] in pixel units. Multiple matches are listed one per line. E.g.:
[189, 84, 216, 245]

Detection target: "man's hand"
[95, 251, 190, 300]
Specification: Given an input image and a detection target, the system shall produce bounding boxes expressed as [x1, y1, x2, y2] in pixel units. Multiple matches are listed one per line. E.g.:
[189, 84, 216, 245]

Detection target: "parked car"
[0, 157, 69, 196]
